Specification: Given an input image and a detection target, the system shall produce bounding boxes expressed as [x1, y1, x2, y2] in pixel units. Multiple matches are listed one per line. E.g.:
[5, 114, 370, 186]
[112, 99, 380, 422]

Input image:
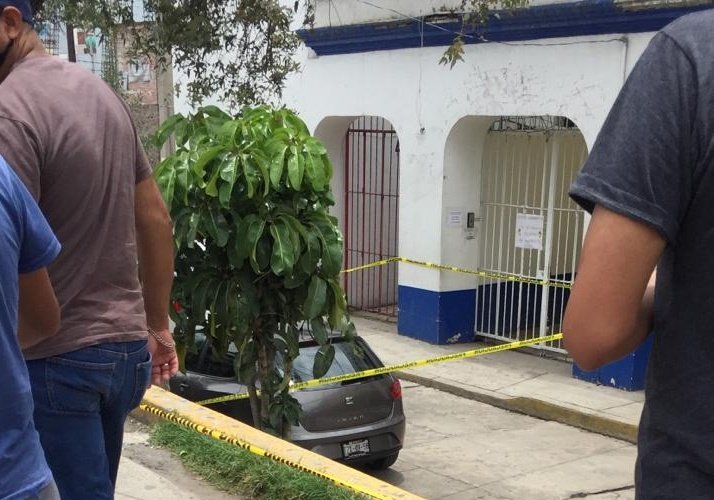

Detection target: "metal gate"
[476, 117, 587, 352]
[344, 117, 400, 317]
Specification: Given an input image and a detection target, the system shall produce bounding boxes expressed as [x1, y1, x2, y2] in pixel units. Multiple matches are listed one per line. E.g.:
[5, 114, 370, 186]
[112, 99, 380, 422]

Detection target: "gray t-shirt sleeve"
[569, 32, 698, 245]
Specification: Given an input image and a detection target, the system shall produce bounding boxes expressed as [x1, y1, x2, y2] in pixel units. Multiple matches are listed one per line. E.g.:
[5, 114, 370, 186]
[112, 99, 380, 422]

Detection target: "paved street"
[372, 381, 636, 500]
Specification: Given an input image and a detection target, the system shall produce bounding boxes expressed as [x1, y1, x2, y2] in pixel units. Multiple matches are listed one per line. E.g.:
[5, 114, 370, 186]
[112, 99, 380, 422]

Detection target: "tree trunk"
[247, 375, 261, 429]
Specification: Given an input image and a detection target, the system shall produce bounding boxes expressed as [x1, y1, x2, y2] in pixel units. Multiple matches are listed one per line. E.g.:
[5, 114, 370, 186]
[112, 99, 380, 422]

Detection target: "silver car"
[170, 333, 406, 469]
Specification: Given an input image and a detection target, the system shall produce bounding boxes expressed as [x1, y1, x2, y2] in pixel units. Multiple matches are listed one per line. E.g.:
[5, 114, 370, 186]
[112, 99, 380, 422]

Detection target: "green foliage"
[155, 105, 354, 434]
[35, 0, 312, 109]
[150, 422, 367, 499]
[439, 0, 529, 69]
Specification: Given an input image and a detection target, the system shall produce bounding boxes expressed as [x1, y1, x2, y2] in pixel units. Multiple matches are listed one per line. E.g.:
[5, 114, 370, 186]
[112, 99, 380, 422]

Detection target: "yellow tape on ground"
[343, 257, 573, 290]
[140, 387, 423, 500]
[196, 333, 563, 406]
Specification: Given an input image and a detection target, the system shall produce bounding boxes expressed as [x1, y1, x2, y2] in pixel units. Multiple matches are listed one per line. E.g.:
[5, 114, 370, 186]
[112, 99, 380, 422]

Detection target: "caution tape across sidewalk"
[196, 333, 563, 407]
[343, 256, 573, 290]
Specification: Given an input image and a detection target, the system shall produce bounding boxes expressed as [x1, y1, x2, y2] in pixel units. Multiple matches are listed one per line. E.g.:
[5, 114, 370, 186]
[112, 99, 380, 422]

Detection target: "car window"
[187, 332, 376, 384]
[289, 341, 376, 383]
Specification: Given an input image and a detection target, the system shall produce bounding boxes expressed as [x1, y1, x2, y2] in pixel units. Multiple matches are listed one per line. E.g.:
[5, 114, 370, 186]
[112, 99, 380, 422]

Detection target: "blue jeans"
[26, 341, 152, 500]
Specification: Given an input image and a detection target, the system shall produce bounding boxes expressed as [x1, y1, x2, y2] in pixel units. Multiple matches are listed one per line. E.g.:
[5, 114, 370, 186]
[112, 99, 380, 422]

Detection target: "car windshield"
[288, 342, 375, 383]
[190, 332, 378, 386]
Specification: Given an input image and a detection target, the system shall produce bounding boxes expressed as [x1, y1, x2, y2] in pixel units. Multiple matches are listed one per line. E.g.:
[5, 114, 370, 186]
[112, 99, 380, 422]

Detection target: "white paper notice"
[515, 213, 544, 250]
[447, 210, 463, 227]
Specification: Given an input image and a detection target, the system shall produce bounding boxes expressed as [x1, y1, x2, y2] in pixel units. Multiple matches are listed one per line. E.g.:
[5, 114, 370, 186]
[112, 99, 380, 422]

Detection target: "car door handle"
[178, 382, 189, 392]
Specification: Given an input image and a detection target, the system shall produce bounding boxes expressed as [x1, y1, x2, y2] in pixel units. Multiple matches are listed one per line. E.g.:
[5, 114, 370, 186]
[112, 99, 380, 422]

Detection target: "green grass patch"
[149, 422, 368, 500]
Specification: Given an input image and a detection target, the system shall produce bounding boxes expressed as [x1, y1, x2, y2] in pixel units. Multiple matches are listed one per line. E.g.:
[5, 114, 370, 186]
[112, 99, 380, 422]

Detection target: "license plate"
[341, 438, 370, 458]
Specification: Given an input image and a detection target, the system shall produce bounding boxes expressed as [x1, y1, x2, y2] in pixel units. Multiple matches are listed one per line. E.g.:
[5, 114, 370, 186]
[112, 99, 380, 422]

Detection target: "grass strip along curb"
[137, 386, 423, 500]
[150, 421, 366, 500]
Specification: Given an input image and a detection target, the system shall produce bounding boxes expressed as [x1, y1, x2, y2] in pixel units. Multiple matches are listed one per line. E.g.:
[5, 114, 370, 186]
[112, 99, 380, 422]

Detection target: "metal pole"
[539, 135, 560, 339]
[66, 24, 76, 62]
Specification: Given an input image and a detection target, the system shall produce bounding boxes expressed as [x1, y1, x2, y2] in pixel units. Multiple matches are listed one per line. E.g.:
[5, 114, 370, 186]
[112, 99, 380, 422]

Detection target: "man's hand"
[147, 328, 178, 385]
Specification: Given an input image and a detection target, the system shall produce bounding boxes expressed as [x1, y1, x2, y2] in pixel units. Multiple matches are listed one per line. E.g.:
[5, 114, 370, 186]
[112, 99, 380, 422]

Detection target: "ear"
[1, 7, 25, 39]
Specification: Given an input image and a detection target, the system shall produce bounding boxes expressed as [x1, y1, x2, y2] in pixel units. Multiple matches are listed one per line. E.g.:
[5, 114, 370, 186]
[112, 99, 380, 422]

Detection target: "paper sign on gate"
[515, 213, 544, 250]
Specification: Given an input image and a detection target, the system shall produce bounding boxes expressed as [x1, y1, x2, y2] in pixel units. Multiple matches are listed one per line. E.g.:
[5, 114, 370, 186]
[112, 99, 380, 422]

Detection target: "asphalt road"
[369, 381, 637, 500]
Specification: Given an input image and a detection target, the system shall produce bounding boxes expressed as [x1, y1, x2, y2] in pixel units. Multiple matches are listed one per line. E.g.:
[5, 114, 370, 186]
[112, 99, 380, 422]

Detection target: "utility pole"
[66, 23, 76, 62]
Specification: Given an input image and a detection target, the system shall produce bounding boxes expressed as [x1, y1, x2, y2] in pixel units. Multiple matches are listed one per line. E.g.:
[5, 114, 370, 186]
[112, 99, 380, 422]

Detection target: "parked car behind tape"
[170, 333, 405, 469]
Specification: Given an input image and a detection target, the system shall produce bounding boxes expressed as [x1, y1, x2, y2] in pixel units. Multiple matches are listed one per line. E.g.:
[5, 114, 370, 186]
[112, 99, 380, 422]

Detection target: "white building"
[175, 0, 711, 358]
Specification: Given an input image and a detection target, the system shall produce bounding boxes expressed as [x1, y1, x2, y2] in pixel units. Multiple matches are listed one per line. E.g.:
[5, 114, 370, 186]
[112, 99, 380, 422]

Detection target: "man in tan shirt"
[0, 2, 177, 498]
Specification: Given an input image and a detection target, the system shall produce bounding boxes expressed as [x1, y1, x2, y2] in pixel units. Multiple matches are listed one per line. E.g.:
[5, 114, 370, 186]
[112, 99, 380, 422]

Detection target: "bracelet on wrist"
[148, 327, 175, 349]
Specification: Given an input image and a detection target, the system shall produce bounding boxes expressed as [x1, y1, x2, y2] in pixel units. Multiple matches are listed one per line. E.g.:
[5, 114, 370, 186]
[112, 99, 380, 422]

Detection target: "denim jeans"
[26, 341, 152, 500]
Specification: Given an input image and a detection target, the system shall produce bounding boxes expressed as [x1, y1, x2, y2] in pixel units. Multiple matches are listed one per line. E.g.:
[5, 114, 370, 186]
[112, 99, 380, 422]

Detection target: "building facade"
[174, 0, 711, 355]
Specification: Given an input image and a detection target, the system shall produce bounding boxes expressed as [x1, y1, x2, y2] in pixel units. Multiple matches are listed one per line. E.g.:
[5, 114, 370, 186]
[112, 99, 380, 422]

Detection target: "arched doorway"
[477, 116, 588, 352]
[343, 116, 400, 318]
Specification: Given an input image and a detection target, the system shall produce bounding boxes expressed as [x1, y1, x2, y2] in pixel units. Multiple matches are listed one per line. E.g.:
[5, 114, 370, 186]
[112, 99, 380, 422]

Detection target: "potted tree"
[154, 105, 356, 435]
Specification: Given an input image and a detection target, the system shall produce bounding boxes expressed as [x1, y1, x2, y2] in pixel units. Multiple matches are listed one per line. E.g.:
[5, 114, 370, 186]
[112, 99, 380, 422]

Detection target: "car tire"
[367, 452, 399, 470]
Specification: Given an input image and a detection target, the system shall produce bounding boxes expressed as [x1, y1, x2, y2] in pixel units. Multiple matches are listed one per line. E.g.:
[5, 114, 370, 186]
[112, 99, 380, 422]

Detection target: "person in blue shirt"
[0, 155, 62, 499]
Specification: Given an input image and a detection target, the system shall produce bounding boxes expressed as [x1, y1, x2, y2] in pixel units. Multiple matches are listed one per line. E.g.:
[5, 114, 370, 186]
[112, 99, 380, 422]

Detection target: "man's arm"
[135, 176, 176, 384]
[563, 205, 665, 370]
[18, 268, 60, 349]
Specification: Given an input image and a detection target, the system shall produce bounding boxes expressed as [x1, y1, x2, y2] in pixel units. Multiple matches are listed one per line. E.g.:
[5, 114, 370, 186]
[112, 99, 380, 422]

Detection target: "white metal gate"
[476, 117, 587, 352]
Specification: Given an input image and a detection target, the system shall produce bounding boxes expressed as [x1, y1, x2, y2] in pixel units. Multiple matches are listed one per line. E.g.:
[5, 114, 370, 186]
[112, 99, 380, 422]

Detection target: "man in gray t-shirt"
[0, 1, 176, 498]
[564, 10, 714, 498]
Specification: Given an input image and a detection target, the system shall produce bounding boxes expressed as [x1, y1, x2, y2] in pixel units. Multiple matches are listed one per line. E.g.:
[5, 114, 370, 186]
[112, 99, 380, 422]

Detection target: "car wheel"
[367, 452, 399, 470]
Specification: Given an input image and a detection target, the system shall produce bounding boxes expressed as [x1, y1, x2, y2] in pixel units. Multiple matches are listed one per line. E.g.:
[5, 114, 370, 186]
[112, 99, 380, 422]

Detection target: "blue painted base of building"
[572, 335, 653, 391]
[398, 286, 476, 344]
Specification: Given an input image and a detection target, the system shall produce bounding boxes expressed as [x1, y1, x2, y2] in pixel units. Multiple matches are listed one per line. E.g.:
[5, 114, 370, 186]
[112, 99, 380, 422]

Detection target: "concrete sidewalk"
[116, 419, 239, 500]
[354, 315, 644, 443]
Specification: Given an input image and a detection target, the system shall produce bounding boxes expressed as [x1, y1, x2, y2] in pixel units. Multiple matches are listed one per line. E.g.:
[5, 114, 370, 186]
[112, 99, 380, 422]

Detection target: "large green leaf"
[155, 159, 177, 211]
[253, 151, 271, 196]
[246, 218, 266, 263]
[207, 209, 230, 247]
[320, 237, 343, 276]
[327, 278, 347, 329]
[253, 235, 272, 273]
[218, 156, 241, 209]
[313, 344, 336, 379]
[269, 222, 295, 276]
[186, 212, 201, 248]
[304, 138, 327, 156]
[304, 275, 327, 319]
[192, 145, 224, 183]
[298, 231, 321, 275]
[154, 113, 185, 148]
[204, 157, 223, 197]
[287, 149, 300, 190]
[269, 144, 288, 188]
[242, 155, 258, 199]
[305, 153, 326, 191]
[310, 318, 329, 345]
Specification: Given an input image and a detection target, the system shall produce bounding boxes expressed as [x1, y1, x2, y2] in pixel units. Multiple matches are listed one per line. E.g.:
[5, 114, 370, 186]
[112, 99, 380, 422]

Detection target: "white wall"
[170, 6, 658, 295]
[279, 32, 655, 292]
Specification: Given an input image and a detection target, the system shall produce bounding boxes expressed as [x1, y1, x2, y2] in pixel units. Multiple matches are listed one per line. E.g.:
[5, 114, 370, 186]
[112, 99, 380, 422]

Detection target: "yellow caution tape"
[196, 333, 563, 406]
[343, 256, 573, 290]
[140, 387, 423, 500]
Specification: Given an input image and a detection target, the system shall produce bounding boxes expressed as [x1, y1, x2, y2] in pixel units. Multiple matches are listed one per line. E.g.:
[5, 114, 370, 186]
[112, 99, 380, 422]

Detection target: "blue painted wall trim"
[298, 0, 713, 56]
[398, 286, 476, 344]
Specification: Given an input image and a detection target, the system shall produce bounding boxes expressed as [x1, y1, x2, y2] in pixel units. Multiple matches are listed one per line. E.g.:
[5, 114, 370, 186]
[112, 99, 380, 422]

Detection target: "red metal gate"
[344, 117, 400, 317]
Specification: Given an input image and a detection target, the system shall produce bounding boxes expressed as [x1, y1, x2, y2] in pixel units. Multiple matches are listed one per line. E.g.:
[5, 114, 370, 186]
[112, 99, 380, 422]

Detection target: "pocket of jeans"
[46, 357, 116, 414]
[128, 352, 152, 410]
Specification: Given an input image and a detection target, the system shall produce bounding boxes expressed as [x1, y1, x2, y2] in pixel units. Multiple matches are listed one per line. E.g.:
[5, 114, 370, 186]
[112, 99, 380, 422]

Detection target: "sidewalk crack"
[564, 484, 634, 499]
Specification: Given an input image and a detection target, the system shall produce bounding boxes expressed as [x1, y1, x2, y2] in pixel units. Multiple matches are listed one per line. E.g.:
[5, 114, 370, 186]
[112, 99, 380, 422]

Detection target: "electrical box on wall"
[464, 212, 476, 240]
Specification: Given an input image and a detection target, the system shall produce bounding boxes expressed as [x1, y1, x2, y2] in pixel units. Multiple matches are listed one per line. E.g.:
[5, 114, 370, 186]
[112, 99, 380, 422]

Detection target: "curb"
[396, 371, 638, 444]
[133, 386, 424, 500]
